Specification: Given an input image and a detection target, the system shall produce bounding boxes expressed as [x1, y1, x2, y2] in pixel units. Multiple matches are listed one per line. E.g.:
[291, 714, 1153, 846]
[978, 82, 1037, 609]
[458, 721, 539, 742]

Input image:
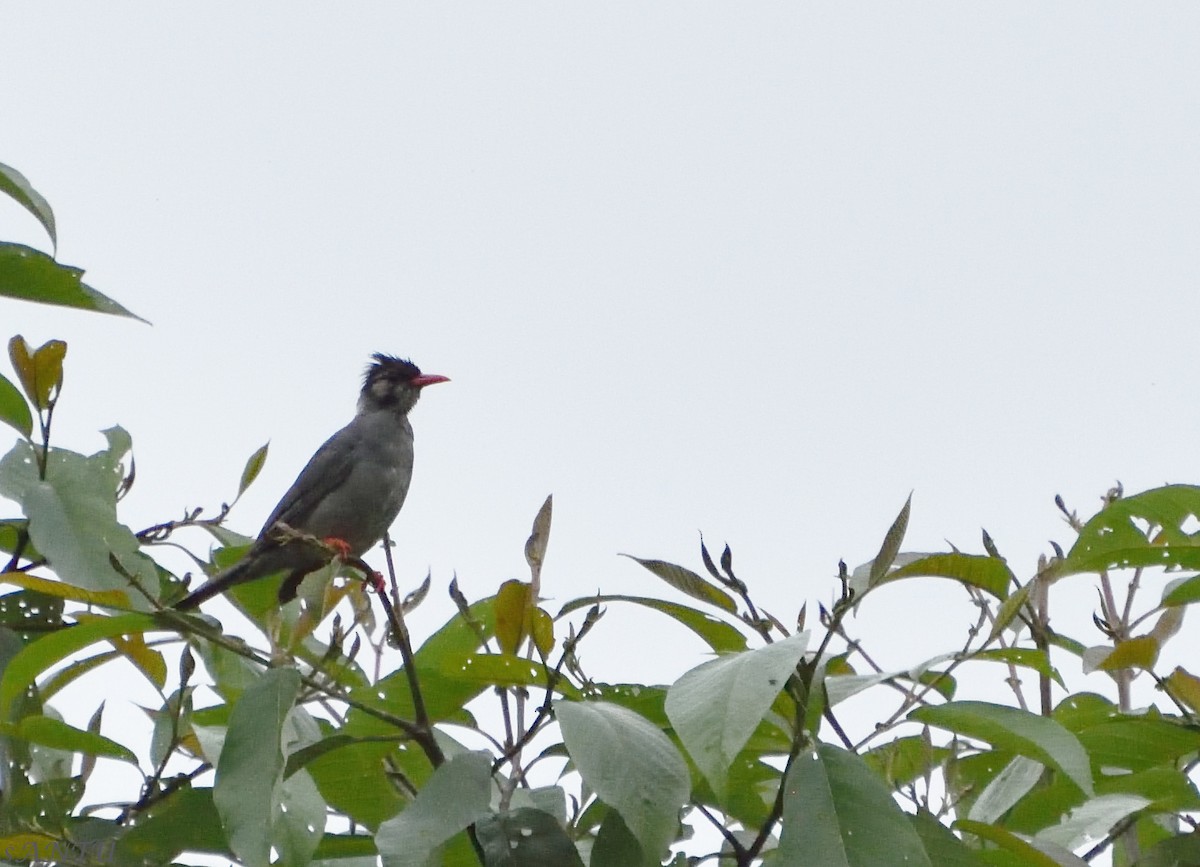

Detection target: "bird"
[175, 354, 448, 609]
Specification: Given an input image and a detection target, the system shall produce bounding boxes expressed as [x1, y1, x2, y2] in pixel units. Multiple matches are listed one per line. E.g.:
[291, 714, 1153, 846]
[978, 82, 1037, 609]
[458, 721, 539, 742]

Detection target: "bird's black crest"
[364, 354, 421, 386]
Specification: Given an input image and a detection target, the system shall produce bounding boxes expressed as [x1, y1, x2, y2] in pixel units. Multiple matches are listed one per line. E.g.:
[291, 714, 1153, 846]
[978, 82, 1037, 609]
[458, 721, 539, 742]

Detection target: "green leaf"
[329, 599, 496, 807]
[437, 653, 580, 696]
[967, 755, 1045, 824]
[885, 552, 1013, 600]
[664, 631, 808, 800]
[115, 786, 227, 863]
[777, 743, 933, 866]
[0, 518, 33, 557]
[990, 581, 1033, 639]
[1063, 484, 1200, 576]
[1137, 830, 1200, 867]
[0, 162, 57, 250]
[0, 438, 158, 600]
[589, 683, 670, 729]
[374, 751, 492, 866]
[0, 243, 146, 322]
[1160, 574, 1200, 607]
[333, 601, 496, 829]
[0, 589, 64, 648]
[1076, 717, 1200, 772]
[0, 612, 154, 720]
[4, 778, 84, 833]
[1098, 766, 1200, 813]
[0, 373, 31, 439]
[591, 809, 644, 867]
[620, 555, 737, 613]
[911, 701, 1094, 796]
[475, 808, 584, 867]
[954, 820, 1061, 867]
[869, 493, 912, 586]
[12, 714, 135, 763]
[864, 737, 953, 790]
[237, 442, 269, 499]
[304, 734, 406, 832]
[908, 810, 987, 867]
[277, 767, 326, 867]
[214, 667, 301, 867]
[556, 594, 747, 652]
[1033, 793, 1150, 852]
[1052, 692, 1117, 732]
[311, 834, 377, 861]
[824, 671, 906, 705]
[972, 648, 1064, 687]
[555, 700, 689, 865]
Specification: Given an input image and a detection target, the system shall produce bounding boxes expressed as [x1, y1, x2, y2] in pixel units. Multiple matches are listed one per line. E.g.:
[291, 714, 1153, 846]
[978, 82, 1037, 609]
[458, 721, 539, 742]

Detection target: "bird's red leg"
[345, 553, 387, 594]
[367, 571, 386, 594]
[322, 537, 354, 559]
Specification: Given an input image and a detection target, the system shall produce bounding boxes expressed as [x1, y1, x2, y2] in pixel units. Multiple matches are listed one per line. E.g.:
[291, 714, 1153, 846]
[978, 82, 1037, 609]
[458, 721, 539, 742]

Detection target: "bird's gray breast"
[299, 412, 415, 554]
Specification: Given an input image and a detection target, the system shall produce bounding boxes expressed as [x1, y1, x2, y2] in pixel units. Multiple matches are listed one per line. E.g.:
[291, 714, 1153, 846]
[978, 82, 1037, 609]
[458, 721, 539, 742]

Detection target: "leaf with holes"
[0, 437, 157, 600]
[476, 808, 583, 867]
[1064, 485, 1200, 576]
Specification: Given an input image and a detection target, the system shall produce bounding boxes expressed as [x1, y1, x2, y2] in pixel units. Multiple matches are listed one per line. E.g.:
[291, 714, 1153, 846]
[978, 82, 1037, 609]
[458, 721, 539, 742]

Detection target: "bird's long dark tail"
[175, 561, 252, 610]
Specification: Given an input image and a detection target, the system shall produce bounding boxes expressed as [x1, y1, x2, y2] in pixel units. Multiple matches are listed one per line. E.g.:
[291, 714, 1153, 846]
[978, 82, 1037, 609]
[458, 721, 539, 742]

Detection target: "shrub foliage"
[2, 162, 1199, 866]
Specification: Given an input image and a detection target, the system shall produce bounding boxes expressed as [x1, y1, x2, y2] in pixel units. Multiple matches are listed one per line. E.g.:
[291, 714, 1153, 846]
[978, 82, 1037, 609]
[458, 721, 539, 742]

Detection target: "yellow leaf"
[495, 580, 532, 656]
[1166, 667, 1200, 714]
[7, 336, 35, 406]
[31, 340, 66, 408]
[1098, 636, 1159, 672]
[0, 572, 129, 608]
[0, 833, 59, 860]
[6, 337, 66, 411]
[100, 628, 167, 689]
[529, 606, 555, 659]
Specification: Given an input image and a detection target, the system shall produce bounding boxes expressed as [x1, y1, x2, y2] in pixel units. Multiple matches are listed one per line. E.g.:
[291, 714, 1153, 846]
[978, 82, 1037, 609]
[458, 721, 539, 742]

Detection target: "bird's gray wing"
[258, 422, 362, 540]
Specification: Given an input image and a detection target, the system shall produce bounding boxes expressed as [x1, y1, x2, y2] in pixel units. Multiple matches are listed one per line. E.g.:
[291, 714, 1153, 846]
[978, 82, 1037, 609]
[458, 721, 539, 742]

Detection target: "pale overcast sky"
[4, 3, 1200, 789]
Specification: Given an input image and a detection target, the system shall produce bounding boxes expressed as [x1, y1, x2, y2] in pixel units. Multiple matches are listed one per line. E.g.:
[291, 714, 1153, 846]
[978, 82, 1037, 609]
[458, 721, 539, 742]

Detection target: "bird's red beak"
[412, 374, 450, 389]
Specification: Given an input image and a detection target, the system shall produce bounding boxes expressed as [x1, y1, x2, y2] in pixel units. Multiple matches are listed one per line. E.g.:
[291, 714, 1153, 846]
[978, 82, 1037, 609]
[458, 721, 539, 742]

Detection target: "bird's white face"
[360, 367, 421, 415]
[369, 376, 402, 404]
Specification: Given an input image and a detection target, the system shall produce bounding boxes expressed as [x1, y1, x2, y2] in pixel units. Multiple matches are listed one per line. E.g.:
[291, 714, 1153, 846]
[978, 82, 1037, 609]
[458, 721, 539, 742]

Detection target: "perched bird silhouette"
[176, 354, 448, 609]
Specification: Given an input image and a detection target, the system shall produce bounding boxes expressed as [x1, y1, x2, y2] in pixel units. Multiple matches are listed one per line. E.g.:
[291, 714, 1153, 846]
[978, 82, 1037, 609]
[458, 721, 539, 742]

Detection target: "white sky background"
[3, 3, 1200, 859]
